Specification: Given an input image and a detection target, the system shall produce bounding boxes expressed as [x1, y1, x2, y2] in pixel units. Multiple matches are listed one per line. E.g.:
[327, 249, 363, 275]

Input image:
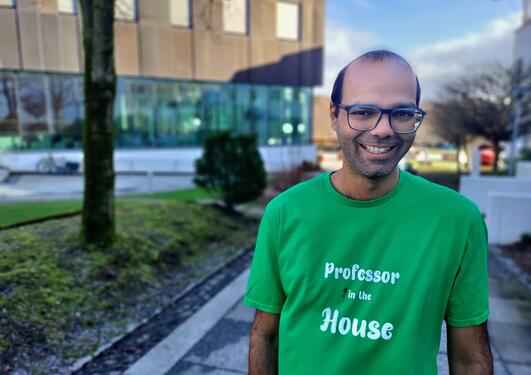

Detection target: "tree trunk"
[79, 0, 116, 245]
[455, 147, 462, 177]
[493, 141, 501, 174]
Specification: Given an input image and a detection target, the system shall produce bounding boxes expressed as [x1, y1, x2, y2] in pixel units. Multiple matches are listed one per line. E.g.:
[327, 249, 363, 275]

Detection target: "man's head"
[330, 50, 423, 180]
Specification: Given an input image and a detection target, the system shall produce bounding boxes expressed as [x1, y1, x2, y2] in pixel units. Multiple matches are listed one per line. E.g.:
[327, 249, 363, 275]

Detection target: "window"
[0, 71, 313, 150]
[277, 2, 300, 41]
[48, 74, 83, 149]
[115, 0, 136, 21]
[0, 0, 15, 7]
[170, 0, 190, 27]
[57, 0, 75, 14]
[0, 72, 19, 139]
[223, 0, 247, 34]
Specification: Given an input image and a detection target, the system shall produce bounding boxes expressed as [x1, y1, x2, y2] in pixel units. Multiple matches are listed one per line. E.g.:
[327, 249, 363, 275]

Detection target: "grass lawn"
[130, 187, 219, 201]
[0, 200, 82, 228]
[0, 188, 219, 229]
[0, 200, 257, 374]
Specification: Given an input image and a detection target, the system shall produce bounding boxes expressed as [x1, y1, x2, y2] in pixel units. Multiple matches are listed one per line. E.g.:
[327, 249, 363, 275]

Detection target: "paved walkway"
[123, 249, 531, 375]
[0, 174, 194, 202]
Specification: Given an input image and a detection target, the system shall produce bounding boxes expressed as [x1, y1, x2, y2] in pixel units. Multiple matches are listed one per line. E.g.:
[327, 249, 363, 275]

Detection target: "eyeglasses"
[336, 104, 426, 134]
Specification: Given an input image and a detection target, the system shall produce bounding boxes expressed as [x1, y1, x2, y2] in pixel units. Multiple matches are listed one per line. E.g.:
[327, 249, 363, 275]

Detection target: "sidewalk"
[0, 174, 194, 202]
[124, 248, 531, 375]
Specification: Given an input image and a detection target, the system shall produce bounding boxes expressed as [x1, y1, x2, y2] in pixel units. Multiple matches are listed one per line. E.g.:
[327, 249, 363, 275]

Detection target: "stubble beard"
[339, 137, 410, 180]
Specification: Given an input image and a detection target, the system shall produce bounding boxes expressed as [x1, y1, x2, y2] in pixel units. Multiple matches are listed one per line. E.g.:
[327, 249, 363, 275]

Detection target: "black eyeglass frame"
[336, 103, 427, 134]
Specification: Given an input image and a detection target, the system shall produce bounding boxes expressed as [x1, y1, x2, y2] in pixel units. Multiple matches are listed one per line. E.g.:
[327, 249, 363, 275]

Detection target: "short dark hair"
[331, 50, 421, 117]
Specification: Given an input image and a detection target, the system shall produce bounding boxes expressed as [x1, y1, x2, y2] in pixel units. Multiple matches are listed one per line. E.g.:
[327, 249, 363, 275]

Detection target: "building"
[0, 0, 324, 173]
[311, 95, 336, 149]
[513, 0, 531, 152]
[515, 0, 531, 66]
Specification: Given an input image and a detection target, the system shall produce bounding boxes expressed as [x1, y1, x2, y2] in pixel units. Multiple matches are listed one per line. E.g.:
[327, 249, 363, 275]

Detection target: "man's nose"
[368, 113, 394, 137]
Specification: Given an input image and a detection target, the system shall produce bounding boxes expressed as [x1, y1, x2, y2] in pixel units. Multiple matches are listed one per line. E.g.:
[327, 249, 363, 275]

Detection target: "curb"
[70, 246, 253, 373]
[124, 268, 249, 375]
[490, 245, 531, 291]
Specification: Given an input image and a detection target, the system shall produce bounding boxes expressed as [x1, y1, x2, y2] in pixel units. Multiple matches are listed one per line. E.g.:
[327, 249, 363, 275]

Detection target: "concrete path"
[0, 174, 194, 202]
[123, 248, 531, 375]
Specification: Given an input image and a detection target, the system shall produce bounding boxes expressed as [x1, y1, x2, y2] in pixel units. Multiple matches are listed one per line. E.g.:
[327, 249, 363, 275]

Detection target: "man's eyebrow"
[343, 101, 418, 108]
[392, 102, 417, 108]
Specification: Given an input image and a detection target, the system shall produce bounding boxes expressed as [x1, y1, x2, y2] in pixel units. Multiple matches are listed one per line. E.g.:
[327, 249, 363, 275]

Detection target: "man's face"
[331, 60, 418, 180]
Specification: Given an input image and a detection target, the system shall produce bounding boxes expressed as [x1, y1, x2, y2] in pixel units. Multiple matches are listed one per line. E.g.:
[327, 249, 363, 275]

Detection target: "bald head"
[331, 50, 421, 117]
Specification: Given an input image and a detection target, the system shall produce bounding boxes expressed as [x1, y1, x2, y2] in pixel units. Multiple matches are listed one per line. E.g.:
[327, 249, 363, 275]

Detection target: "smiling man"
[244, 50, 493, 374]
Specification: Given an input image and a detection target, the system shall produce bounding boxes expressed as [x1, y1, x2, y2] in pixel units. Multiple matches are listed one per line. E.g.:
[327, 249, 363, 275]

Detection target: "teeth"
[362, 144, 393, 154]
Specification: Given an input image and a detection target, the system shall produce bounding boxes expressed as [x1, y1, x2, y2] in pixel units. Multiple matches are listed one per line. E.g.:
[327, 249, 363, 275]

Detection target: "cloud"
[411, 11, 522, 101]
[315, 22, 381, 96]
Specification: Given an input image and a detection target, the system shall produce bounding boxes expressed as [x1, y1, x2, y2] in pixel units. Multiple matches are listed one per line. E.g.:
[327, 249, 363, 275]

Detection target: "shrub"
[521, 232, 531, 245]
[300, 159, 321, 171]
[194, 131, 266, 210]
[519, 148, 531, 161]
[269, 167, 305, 194]
[268, 161, 321, 197]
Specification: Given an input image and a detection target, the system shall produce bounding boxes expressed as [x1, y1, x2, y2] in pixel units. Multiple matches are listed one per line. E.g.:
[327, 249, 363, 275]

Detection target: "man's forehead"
[345, 57, 414, 78]
[342, 59, 417, 102]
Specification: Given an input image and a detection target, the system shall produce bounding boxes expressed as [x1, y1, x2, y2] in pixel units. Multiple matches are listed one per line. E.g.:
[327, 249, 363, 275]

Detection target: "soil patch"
[0, 201, 258, 374]
[500, 240, 531, 284]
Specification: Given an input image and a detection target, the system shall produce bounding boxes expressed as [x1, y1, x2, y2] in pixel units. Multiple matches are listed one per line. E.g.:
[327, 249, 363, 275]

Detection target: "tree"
[429, 101, 472, 175]
[432, 63, 531, 172]
[194, 132, 266, 211]
[79, 0, 116, 245]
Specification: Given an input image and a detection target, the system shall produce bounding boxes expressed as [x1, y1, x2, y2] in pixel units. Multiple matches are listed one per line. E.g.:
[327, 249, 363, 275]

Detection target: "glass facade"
[0, 70, 313, 150]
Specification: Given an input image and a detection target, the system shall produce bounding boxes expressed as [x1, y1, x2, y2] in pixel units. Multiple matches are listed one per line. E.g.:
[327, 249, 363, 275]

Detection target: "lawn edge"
[0, 210, 82, 230]
[69, 245, 254, 373]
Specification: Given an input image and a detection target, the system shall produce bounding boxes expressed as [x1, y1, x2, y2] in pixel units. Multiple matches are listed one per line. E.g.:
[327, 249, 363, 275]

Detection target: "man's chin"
[361, 169, 395, 180]
[349, 162, 398, 180]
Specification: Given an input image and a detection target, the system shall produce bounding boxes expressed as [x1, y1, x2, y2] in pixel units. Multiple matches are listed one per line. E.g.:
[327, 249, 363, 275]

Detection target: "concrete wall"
[460, 175, 531, 244]
[0, 0, 324, 86]
[2, 145, 317, 173]
[517, 161, 531, 177]
[0, 8, 20, 69]
[312, 95, 337, 148]
[115, 22, 141, 76]
[10, 0, 82, 72]
[487, 192, 531, 244]
[460, 176, 531, 215]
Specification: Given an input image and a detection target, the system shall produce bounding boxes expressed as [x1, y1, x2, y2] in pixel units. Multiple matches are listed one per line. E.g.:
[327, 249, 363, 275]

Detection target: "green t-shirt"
[244, 170, 489, 374]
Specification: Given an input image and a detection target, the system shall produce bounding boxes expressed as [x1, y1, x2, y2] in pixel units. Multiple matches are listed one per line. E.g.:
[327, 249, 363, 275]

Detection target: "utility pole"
[508, 87, 531, 175]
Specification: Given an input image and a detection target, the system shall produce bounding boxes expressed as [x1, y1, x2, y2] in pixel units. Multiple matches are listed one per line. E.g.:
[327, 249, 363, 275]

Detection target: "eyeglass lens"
[348, 107, 422, 133]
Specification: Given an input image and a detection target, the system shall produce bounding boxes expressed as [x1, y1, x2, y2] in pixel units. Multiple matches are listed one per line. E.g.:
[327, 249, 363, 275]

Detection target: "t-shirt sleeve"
[243, 203, 286, 313]
[444, 208, 489, 327]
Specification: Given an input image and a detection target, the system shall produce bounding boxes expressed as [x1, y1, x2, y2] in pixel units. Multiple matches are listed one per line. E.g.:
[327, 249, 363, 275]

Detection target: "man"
[244, 50, 493, 374]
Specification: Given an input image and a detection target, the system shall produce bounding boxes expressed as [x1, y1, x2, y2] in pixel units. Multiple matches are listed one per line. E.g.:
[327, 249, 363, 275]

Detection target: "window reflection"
[0, 71, 313, 150]
[0, 72, 19, 143]
[18, 74, 51, 149]
[48, 74, 83, 149]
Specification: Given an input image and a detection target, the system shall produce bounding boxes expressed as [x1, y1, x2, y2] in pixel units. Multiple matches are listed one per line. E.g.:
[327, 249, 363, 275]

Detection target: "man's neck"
[331, 167, 400, 201]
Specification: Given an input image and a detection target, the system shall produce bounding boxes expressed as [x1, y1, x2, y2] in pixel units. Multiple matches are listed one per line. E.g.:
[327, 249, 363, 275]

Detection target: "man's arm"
[447, 321, 493, 375]
[249, 309, 280, 375]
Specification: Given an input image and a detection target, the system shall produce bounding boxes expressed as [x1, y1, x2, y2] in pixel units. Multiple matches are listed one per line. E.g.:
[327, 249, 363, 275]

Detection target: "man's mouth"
[359, 144, 396, 154]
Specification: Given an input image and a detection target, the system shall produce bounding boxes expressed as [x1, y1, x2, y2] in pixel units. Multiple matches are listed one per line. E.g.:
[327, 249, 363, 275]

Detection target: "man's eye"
[350, 110, 374, 117]
[393, 110, 414, 119]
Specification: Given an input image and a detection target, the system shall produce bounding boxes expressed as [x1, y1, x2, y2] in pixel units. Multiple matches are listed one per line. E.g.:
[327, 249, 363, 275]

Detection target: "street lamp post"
[509, 86, 531, 175]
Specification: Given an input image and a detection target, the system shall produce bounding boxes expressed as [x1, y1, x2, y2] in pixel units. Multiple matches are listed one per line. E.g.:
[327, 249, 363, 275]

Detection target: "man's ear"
[330, 102, 338, 132]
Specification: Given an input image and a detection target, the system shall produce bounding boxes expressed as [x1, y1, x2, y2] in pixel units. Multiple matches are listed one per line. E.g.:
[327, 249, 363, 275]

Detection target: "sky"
[317, 0, 525, 101]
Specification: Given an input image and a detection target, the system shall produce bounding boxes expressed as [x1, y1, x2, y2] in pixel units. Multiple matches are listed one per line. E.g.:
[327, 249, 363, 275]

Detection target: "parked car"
[478, 144, 495, 166]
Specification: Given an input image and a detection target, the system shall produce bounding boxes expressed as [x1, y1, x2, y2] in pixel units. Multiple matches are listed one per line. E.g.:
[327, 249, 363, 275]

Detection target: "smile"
[359, 144, 396, 154]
